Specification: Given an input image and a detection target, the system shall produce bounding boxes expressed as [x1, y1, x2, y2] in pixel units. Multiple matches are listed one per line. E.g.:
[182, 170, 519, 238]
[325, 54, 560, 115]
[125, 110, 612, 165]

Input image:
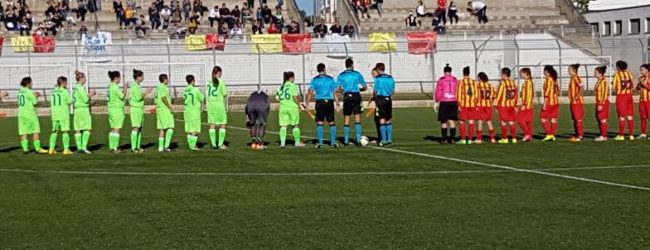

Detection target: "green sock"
[108, 133, 114, 150]
[218, 128, 226, 147]
[49, 133, 58, 151]
[158, 137, 165, 151]
[191, 135, 198, 148]
[33, 140, 42, 150]
[110, 132, 120, 150]
[131, 131, 139, 150]
[74, 133, 82, 150]
[187, 135, 193, 149]
[62, 133, 70, 151]
[137, 132, 142, 149]
[209, 129, 217, 147]
[279, 127, 287, 146]
[20, 139, 29, 152]
[293, 127, 301, 144]
[82, 131, 91, 150]
[165, 129, 174, 149]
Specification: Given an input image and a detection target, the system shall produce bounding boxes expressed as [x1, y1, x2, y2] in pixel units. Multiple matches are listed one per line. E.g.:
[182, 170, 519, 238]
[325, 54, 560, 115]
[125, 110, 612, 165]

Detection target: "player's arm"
[575, 78, 584, 102]
[0, 91, 7, 98]
[143, 87, 154, 97]
[120, 82, 127, 100]
[358, 74, 368, 92]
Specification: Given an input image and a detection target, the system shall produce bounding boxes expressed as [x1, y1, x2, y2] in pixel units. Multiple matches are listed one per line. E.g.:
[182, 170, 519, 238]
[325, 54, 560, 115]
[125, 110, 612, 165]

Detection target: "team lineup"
[10, 58, 650, 154]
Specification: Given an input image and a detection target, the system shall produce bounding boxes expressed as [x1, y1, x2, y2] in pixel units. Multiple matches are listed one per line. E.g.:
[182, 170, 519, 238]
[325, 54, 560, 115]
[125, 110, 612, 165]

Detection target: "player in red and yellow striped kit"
[517, 68, 534, 142]
[495, 67, 518, 144]
[594, 66, 610, 142]
[457, 67, 477, 144]
[612, 60, 635, 140]
[540, 65, 560, 141]
[637, 64, 650, 139]
[474, 72, 496, 144]
[568, 64, 585, 142]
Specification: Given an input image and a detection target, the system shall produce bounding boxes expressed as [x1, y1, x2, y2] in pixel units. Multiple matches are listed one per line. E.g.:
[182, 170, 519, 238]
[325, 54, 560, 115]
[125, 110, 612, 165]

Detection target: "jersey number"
[506, 89, 516, 100]
[207, 85, 219, 97]
[18, 94, 26, 107]
[52, 93, 63, 106]
[480, 90, 491, 99]
[184, 93, 195, 105]
[622, 80, 632, 90]
[277, 89, 291, 101]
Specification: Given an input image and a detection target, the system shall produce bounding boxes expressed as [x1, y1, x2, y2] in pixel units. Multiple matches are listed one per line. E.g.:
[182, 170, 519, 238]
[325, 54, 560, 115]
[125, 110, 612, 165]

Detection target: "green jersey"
[155, 83, 171, 112]
[50, 86, 71, 120]
[206, 79, 227, 107]
[183, 85, 204, 120]
[73, 84, 89, 109]
[277, 81, 300, 109]
[17, 87, 38, 117]
[107, 82, 125, 109]
[129, 82, 145, 108]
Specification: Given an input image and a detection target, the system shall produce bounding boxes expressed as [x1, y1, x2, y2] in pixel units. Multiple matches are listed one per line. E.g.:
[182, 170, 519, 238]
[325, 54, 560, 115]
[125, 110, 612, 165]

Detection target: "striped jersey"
[612, 70, 634, 95]
[519, 79, 534, 109]
[475, 81, 495, 107]
[568, 75, 584, 104]
[594, 78, 609, 105]
[543, 77, 559, 106]
[457, 78, 477, 108]
[640, 76, 650, 102]
[495, 79, 518, 107]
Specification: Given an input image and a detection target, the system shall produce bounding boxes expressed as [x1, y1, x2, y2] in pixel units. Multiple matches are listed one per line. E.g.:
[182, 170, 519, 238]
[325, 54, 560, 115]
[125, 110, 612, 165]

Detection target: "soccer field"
[0, 105, 649, 248]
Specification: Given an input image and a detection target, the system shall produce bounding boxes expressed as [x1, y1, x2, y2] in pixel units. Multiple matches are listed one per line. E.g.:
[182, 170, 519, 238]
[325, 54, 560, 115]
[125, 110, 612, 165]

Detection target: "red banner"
[205, 33, 225, 51]
[407, 32, 437, 54]
[0, 37, 4, 56]
[32, 35, 55, 53]
[282, 33, 312, 54]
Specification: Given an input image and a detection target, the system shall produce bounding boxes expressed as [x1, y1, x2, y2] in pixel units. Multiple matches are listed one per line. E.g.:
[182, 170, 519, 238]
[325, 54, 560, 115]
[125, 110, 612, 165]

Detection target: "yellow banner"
[11, 36, 33, 53]
[251, 34, 282, 53]
[184, 35, 206, 51]
[368, 33, 397, 53]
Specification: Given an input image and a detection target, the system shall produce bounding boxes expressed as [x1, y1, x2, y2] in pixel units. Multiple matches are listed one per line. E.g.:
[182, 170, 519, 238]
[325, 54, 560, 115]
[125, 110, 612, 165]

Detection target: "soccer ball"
[359, 136, 370, 147]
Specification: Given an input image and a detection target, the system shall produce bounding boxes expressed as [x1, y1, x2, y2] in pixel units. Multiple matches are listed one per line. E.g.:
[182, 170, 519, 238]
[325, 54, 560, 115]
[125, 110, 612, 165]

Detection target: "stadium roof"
[588, 0, 650, 11]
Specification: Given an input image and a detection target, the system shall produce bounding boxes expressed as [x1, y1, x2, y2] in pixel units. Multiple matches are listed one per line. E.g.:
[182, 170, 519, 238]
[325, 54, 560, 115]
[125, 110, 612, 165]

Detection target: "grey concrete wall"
[584, 5, 650, 38]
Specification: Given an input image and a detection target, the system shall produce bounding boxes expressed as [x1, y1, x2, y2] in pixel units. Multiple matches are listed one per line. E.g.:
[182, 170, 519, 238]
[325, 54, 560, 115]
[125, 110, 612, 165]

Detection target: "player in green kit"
[276, 71, 305, 148]
[17, 77, 48, 154]
[206, 66, 228, 150]
[155, 74, 175, 152]
[107, 71, 127, 153]
[129, 69, 153, 153]
[183, 75, 204, 151]
[72, 71, 96, 154]
[48, 77, 73, 155]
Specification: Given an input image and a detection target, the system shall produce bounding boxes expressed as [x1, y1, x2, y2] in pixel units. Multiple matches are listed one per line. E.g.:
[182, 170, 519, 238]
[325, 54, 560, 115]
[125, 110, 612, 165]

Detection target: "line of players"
[436, 60, 648, 144]
[13, 59, 396, 154]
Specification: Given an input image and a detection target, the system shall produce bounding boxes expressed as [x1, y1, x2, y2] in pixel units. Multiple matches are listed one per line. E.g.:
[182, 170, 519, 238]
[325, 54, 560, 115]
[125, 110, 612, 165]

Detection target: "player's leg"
[626, 115, 635, 139]
[314, 101, 325, 147]
[440, 121, 448, 144]
[165, 112, 175, 151]
[20, 134, 29, 153]
[49, 121, 60, 154]
[343, 114, 351, 145]
[476, 119, 483, 144]
[354, 113, 362, 145]
[498, 120, 508, 144]
[508, 121, 517, 143]
[61, 119, 72, 154]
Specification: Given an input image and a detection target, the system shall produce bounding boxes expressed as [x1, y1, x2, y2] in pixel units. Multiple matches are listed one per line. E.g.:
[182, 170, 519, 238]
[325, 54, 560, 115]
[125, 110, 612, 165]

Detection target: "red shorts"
[475, 107, 492, 121]
[616, 94, 634, 117]
[459, 106, 475, 121]
[497, 107, 517, 121]
[516, 108, 533, 123]
[640, 101, 650, 119]
[540, 105, 559, 119]
[596, 101, 610, 121]
[570, 103, 585, 120]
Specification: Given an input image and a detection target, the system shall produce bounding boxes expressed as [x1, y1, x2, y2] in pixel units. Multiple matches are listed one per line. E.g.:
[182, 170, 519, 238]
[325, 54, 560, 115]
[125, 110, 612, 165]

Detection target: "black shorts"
[375, 96, 393, 120]
[247, 106, 269, 126]
[343, 92, 362, 116]
[315, 99, 335, 123]
[438, 101, 459, 122]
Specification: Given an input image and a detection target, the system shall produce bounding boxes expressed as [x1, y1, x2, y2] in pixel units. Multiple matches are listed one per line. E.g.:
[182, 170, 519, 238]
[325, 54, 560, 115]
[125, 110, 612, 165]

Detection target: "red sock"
[577, 120, 584, 138]
[459, 122, 466, 140]
[618, 120, 625, 136]
[501, 125, 507, 138]
[510, 124, 517, 138]
[527, 121, 534, 137]
[517, 120, 526, 136]
[642, 119, 647, 135]
[627, 120, 634, 136]
[542, 122, 550, 135]
[489, 129, 495, 140]
[550, 122, 557, 135]
[468, 124, 475, 140]
[477, 129, 483, 140]
[600, 123, 608, 137]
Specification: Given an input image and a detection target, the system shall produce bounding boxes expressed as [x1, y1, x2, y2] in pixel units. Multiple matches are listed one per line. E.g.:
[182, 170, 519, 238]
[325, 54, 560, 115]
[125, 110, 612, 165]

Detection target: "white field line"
[0, 164, 649, 177]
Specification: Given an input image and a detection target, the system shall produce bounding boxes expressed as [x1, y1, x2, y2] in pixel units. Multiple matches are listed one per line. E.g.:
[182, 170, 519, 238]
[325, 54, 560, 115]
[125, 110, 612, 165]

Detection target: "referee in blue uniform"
[337, 58, 368, 146]
[305, 63, 340, 148]
[373, 63, 395, 146]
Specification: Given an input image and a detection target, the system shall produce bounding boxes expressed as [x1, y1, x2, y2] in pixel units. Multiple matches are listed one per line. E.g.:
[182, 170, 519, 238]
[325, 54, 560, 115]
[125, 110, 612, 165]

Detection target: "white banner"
[81, 31, 112, 62]
[325, 34, 350, 58]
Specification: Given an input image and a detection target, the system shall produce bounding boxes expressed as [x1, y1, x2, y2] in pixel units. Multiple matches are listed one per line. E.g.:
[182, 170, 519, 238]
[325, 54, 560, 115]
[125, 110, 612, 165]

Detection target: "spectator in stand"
[448, 1, 459, 24]
[313, 19, 327, 38]
[219, 3, 229, 24]
[113, 0, 123, 21]
[267, 20, 279, 34]
[126, 0, 136, 9]
[78, 24, 88, 36]
[252, 19, 263, 34]
[343, 20, 354, 36]
[359, 0, 370, 19]
[208, 5, 218, 27]
[160, 5, 171, 29]
[255, 7, 262, 24]
[259, 0, 267, 8]
[171, 1, 182, 25]
[286, 20, 300, 34]
[373, 0, 383, 18]
[467, 1, 487, 24]
[187, 12, 198, 34]
[435, 0, 447, 25]
[405, 11, 420, 27]
[241, 3, 254, 28]
[329, 20, 341, 34]
[272, 8, 283, 28]
[135, 14, 148, 35]
[247, 0, 254, 9]
[192, 0, 205, 20]
[77, 0, 88, 22]
[182, 0, 191, 21]
[416, 1, 432, 17]
[149, 2, 161, 30]
[218, 22, 228, 36]
[276, 0, 284, 10]
[18, 15, 29, 35]
[261, 4, 272, 24]
[230, 23, 243, 39]
[231, 5, 241, 26]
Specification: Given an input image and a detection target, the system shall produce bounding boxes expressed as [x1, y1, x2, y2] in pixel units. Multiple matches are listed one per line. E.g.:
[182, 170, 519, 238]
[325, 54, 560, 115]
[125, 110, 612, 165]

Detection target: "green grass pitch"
[0, 105, 649, 248]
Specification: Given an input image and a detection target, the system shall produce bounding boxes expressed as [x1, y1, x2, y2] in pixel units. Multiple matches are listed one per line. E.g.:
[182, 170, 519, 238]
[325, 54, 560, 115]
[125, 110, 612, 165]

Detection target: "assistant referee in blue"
[305, 63, 340, 148]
